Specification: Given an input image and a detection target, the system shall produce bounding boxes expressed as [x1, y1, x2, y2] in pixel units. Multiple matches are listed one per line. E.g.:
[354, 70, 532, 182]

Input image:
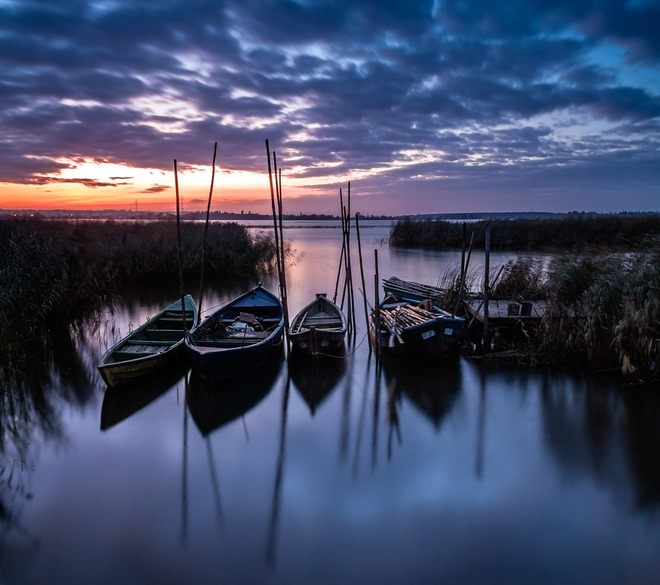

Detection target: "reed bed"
[490, 257, 550, 301]
[508, 246, 660, 380]
[0, 218, 277, 369]
[392, 216, 660, 380]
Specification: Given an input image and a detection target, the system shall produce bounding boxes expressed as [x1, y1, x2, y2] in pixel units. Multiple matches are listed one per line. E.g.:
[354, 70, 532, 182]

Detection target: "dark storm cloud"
[0, 0, 658, 212]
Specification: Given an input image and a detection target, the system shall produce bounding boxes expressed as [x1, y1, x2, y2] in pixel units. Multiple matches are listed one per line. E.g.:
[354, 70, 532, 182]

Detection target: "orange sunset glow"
[0, 160, 319, 214]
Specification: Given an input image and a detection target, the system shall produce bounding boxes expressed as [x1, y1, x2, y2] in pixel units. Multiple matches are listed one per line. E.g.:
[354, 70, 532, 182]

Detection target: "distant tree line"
[390, 214, 660, 251]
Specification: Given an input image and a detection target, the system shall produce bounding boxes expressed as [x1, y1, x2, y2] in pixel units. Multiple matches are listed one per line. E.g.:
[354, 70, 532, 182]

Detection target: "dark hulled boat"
[185, 284, 284, 382]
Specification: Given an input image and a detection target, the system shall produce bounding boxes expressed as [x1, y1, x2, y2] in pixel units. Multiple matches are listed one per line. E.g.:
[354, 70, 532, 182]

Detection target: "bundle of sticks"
[378, 304, 439, 330]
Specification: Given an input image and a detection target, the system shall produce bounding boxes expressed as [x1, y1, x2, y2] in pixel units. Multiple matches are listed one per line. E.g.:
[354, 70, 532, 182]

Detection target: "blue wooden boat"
[185, 284, 285, 382]
[98, 295, 198, 388]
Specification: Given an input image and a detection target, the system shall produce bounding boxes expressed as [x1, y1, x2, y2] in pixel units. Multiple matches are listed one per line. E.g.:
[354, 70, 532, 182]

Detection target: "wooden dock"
[464, 299, 547, 325]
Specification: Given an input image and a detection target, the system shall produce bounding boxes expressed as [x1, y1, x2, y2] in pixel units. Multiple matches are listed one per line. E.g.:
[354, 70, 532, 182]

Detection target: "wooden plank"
[464, 300, 547, 323]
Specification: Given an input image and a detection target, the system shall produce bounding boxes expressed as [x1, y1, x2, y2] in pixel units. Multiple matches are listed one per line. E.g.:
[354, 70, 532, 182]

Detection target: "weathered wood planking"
[464, 299, 547, 324]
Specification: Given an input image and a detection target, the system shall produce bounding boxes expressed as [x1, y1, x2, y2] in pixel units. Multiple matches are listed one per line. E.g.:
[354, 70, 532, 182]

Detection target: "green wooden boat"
[98, 295, 198, 388]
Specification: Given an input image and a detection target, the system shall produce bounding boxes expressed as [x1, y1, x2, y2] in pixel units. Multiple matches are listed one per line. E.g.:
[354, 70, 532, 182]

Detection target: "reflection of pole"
[265, 372, 291, 568]
[339, 351, 354, 464]
[371, 358, 382, 471]
[387, 378, 401, 461]
[475, 369, 486, 479]
[181, 373, 189, 545]
[352, 357, 371, 479]
[206, 438, 223, 528]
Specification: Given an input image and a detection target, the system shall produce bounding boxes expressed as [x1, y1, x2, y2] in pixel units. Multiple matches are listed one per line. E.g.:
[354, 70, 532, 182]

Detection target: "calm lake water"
[2, 220, 660, 585]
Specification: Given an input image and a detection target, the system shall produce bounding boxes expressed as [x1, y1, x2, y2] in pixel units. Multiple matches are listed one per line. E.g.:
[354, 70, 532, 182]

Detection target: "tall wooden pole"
[276, 163, 290, 337]
[198, 141, 218, 316]
[333, 188, 346, 304]
[483, 221, 491, 346]
[454, 230, 474, 316]
[373, 248, 381, 359]
[265, 140, 282, 282]
[355, 213, 372, 352]
[174, 159, 187, 335]
[345, 183, 356, 341]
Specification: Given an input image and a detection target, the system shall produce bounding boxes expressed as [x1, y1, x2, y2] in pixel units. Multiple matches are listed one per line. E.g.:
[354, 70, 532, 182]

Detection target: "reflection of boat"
[187, 350, 284, 436]
[100, 363, 187, 430]
[290, 351, 346, 415]
[289, 293, 347, 357]
[185, 284, 284, 382]
[382, 356, 461, 430]
[369, 296, 464, 360]
[98, 295, 198, 388]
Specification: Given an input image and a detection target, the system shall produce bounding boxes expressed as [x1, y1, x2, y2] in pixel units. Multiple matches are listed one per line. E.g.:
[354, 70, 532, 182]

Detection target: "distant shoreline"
[1, 208, 657, 222]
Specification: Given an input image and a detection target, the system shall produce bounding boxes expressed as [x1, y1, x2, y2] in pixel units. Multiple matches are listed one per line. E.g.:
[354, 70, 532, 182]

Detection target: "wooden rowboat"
[289, 293, 347, 357]
[185, 284, 285, 382]
[369, 297, 464, 360]
[382, 276, 446, 305]
[98, 295, 198, 388]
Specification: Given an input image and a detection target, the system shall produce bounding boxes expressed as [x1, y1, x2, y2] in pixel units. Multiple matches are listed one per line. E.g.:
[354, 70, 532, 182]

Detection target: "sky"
[1, 0, 659, 216]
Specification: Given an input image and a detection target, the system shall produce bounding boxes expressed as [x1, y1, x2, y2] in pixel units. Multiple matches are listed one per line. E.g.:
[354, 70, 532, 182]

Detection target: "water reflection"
[0, 322, 99, 582]
[539, 371, 660, 512]
[622, 387, 660, 509]
[100, 364, 187, 430]
[187, 350, 284, 437]
[467, 359, 660, 515]
[265, 369, 291, 568]
[289, 351, 346, 416]
[382, 356, 461, 431]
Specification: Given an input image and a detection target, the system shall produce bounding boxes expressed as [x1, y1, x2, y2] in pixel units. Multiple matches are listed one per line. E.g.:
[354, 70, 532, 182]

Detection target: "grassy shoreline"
[472, 252, 659, 382]
[0, 218, 277, 365]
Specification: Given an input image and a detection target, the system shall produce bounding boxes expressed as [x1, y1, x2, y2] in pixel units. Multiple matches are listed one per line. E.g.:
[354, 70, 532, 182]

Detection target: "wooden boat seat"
[114, 349, 158, 360]
[224, 330, 271, 340]
[193, 332, 270, 347]
[154, 315, 195, 327]
[303, 319, 342, 328]
[143, 329, 186, 342]
[127, 340, 176, 346]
